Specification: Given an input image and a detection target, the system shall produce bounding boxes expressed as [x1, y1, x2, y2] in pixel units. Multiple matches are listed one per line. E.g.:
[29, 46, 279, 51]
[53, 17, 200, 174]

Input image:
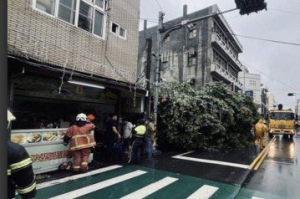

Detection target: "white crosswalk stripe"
[252, 197, 264, 199]
[120, 177, 178, 199]
[37, 165, 122, 190]
[187, 185, 219, 199]
[49, 170, 147, 199]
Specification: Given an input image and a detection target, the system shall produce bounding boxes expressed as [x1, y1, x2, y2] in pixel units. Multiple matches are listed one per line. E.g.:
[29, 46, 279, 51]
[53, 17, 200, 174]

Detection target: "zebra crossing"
[27, 165, 284, 199]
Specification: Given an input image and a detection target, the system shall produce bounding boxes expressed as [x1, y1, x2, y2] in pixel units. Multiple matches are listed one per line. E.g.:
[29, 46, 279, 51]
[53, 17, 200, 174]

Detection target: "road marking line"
[37, 165, 122, 190]
[49, 170, 147, 199]
[252, 197, 264, 199]
[175, 151, 195, 156]
[248, 137, 276, 170]
[187, 185, 219, 199]
[254, 138, 277, 170]
[120, 177, 178, 199]
[172, 155, 249, 169]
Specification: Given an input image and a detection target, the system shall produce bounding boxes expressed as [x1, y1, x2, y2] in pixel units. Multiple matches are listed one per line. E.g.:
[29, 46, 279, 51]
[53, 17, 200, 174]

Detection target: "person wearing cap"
[7, 110, 37, 199]
[63, 113, 96, 173]
[130, 119, 147, 164]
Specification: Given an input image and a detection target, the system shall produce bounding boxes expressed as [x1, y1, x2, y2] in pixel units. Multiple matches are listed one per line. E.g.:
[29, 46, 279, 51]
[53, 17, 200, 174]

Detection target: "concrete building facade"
[268, 93, 276, 111]
[7, 0, 145, 132]
[296, 99, 300, 119]
[138, 5, 244, 91]
[238, 68, 262, 105]
[8, 0, 140, 82]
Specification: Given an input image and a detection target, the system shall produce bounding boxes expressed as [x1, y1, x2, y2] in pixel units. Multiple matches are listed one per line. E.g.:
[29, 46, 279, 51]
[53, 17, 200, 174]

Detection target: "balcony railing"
[211, 33, 243, 71]
[211, 63, 243, 89]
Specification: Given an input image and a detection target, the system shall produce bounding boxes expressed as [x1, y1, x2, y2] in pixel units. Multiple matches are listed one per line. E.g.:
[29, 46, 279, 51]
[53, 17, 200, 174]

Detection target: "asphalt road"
[32, 128, 300, 199]
[242, 128, 300, 199]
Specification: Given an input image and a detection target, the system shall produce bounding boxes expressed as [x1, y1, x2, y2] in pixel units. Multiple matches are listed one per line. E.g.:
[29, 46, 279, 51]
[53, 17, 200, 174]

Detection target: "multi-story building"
[261, 87, 269, 118]
[138, 4, 244, 91]
[268, 93, 276, 111]
[238, 67, 262, 103]
[8, 0, 143, 130]
[296, 99, 300, 119]
[238, 65, 269, 117]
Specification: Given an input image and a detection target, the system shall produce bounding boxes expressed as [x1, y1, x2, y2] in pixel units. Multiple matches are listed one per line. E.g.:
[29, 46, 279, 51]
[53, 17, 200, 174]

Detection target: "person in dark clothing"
[7, 110, 36, 199]
[104, 114, 121, 162]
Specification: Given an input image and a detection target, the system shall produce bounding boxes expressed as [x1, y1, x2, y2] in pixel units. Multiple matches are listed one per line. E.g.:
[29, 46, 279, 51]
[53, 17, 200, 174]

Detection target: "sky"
[139, 0, 300, 110]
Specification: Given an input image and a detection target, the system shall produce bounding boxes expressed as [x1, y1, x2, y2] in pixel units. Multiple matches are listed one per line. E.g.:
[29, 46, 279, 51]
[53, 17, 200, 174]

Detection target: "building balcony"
[211, 33, 243, 71]
[211, 63, 243, 90]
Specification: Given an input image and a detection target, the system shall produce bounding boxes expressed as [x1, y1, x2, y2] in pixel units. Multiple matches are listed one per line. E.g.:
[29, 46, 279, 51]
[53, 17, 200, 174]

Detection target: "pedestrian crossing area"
[25, 165, 285, 199]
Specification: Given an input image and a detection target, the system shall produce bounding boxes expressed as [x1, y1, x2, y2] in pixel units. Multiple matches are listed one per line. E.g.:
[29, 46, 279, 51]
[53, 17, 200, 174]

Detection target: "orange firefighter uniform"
[254, 119, 268, 149]
[64, 118, 96, 173]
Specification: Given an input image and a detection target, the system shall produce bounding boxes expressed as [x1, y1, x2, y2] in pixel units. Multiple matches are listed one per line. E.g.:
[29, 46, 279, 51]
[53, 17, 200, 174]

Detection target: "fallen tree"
[157, 82, 259, 151]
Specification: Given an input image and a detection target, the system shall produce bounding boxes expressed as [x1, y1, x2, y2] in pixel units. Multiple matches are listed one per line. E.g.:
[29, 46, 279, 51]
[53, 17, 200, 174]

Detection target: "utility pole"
[154, 12, 164, 123]
[145, 38, 152, 119]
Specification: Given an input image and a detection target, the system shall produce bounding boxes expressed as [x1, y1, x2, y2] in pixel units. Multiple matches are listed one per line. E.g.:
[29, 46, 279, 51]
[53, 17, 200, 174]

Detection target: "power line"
[154, 0, 163, 12]
[269, 8, 300, 15]
[242, 62, 297, 91]
[232, 34, 300, 47]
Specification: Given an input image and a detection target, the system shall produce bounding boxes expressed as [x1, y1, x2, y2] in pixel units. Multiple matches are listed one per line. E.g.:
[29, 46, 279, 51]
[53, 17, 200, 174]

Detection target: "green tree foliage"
[157, 82, 260, 151]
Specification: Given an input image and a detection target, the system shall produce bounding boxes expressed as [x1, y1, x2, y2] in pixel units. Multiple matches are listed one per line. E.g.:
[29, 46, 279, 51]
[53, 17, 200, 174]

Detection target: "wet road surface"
[241, 128, 300, 199]
[30, 129, 300, 198]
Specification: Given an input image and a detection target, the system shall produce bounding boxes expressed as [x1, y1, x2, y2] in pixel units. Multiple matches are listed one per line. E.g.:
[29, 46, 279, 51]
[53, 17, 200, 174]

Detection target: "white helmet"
[7, 110, 16, 129]
[76, 113, 87, 121]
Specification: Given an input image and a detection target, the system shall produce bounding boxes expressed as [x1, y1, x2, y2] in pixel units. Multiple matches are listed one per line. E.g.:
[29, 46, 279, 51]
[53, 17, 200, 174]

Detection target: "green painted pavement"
[25, 165, 286, 199]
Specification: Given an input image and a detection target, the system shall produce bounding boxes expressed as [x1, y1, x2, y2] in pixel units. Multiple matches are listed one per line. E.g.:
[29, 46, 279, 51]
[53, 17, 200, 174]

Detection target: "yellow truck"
[268, 109, 296, 139]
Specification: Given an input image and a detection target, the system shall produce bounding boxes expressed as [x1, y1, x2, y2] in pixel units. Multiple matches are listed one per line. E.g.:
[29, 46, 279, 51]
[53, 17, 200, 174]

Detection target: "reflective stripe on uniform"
[7, 169, 11, 175]
[17, 182, 36, 194]
[10, 158, 32, 171]
[135, 125, 146, 135]
[72, 135, 92, 149]
[70, 143, 95, 151]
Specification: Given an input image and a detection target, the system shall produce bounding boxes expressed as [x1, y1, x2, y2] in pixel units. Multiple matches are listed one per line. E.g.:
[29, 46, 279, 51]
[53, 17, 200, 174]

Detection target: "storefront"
[8, 57, 146, 173]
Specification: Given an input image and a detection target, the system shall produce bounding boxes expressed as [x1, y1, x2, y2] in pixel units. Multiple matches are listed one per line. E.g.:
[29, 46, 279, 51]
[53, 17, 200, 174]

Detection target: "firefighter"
[254, 119, 268, 150]
[130, 119, 147, 164]
[63, 113, 96, 173]
[7, 110, 37, 199]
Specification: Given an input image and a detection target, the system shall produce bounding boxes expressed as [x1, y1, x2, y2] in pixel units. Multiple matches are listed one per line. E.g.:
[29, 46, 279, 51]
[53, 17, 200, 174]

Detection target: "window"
[120, 28, 126, 37]
[111, 22, 127, 39]
[189, 29, 197, 39]
[111, 23, 119, 34]
[36, 0, 56, 15]
[188, 49, 197, 66]
[78, 1, 93, 32]
[95, 0, 103, 8]
[33, 0, 106, 39]
[94, 10, 104, 37]
[58, 0, 76, 24]
[188, 57, 196, 66]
